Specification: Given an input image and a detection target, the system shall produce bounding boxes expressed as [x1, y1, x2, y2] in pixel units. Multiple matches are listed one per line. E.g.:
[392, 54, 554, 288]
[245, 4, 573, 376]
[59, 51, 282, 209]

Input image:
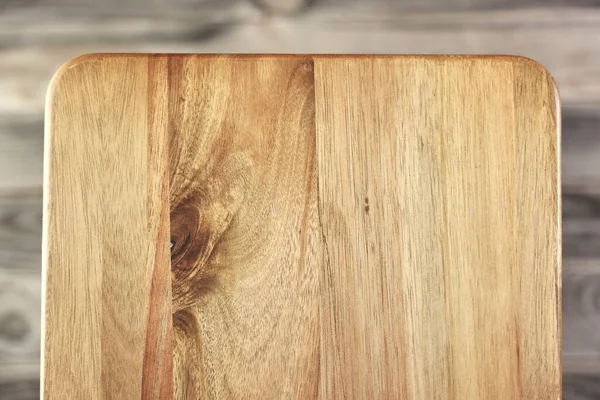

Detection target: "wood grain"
[314, 56, 560, 399]
[563, 106, 600, 187]
[43, 55, 172, 399]
[167, 55, 320, 399]
[0, 378, 39, 400]
[0, 365, 40, 400]
[44, 54, 560, 398]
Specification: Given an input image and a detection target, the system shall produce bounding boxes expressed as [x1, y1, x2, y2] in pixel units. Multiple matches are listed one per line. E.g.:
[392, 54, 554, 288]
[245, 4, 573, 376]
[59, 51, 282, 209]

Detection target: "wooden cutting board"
[43, 54, 561, 399]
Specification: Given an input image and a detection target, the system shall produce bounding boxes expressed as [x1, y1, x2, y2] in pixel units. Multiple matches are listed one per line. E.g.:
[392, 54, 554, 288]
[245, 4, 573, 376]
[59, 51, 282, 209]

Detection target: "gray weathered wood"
[0, 365, 39, 400]
[563, 176, 600, 259]
[564, 374, 600, 400]
[0, 8, 600, 119]
[318, 0, 600, 11]
[0, 0, 241, 19]
[564, 221, 600, 258]
[559, 124, 600, 377]
[0, 272, 40, 365]
[6, 373, 600, 400]
[3, 0, 599, 18]
[0, 190, 41, 272]
[0, 119, 43, 189]
[252, 0, 312, 14]
[563, 259, 600, 373]
[0, 103, 599, 375]
[0, 1, 599, 395]
[563, 106, 600, 184]
[564, 351, 600, 375]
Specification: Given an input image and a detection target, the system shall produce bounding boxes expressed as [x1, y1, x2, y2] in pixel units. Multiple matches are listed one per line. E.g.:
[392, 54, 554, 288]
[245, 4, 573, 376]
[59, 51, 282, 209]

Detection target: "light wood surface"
[167, 56, 320, 399]
[314, 56, 560, 399]
[43, 54, 560, 399]
[43, 55, 172, 399]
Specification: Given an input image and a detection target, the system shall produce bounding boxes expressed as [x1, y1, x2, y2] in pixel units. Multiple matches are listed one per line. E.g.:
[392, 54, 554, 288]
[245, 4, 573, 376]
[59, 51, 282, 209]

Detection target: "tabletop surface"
[43, 54, 560, 399]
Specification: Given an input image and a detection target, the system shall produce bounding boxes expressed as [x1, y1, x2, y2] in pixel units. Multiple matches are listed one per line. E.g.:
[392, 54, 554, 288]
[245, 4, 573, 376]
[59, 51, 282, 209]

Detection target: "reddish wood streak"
[141, 56, 174, 400]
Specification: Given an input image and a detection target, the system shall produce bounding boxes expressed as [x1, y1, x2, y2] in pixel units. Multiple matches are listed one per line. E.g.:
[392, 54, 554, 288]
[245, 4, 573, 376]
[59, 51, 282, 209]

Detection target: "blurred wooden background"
[0, 0, 599, 398]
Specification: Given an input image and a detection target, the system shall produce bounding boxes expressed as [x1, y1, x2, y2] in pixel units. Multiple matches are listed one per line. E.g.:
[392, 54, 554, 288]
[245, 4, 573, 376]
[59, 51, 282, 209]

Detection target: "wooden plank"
[564, 374, 600, 400]
[0, 0, 241, 20]
[0, 119, 43, 189]
[1, 103, 597, 191]
[0, 379, 39, 400]
[43, 54, 560, 398]
[0, 8, 599, 119]
[43, 55, 172, 399]
[0, 189, 42, 272]
[168, 55, 320, 399]
[313, 56, 560, 398]
[563, 106, 600, 182]
[2, 0, 599, 23]
[564, 184, 600, 218]
[563, 166, 600, 262]
[564, 219, 600, 257]
[0, 365, 39, 400]
[253, 0, 312, 14]
[0, 272, 40, 365]
[563, 259, 600, 374]
[5, 173, 589, 268]
[317, 0, 600, 11]
[565, 355, 600, 375]
[2, 103, 596, 271]
[14, 372, 600, 400]
[257, 0, 600, 16]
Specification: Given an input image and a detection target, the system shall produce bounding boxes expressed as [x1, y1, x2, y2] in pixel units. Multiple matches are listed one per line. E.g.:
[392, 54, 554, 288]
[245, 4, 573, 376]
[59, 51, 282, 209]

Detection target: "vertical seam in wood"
[307, 56, 325, 400]
[141, 55, 174, 399]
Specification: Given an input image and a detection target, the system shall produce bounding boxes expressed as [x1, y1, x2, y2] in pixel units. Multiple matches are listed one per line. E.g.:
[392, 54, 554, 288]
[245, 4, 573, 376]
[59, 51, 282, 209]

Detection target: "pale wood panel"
[41, 54, 561, 398]
[508, 56, 561, 397]
[167, 55, 321, 399]
[43, 55, 172, 399]
[314, 56, 559, 399]
[1, 106, 596, 273]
